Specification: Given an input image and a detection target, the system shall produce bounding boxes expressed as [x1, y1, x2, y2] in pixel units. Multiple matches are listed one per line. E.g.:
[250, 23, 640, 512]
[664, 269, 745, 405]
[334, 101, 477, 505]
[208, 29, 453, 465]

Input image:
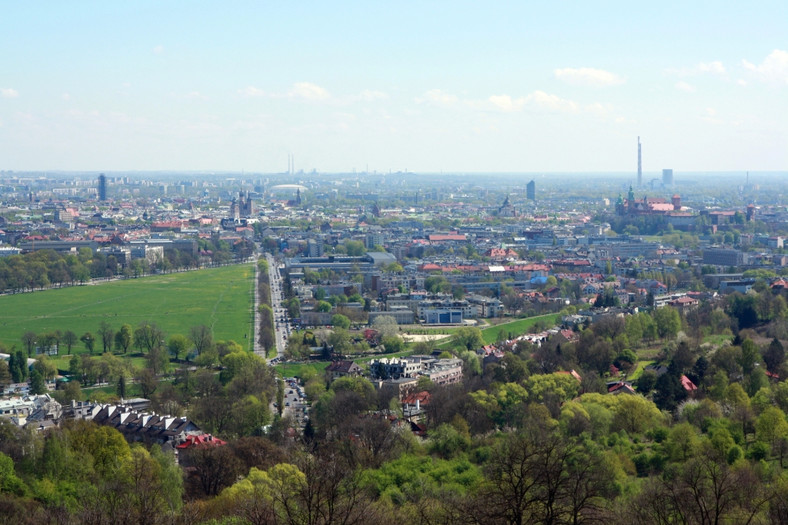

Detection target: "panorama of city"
[2, 3, 788, 525]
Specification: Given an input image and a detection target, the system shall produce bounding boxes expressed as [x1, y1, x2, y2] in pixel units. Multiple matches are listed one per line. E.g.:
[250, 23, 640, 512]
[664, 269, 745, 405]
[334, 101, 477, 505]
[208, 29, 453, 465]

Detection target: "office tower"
[637, 137, 642, 187]
[98, 174, 107, 201]
[526, 180, 535, 200]
[662, 169, 673, 187]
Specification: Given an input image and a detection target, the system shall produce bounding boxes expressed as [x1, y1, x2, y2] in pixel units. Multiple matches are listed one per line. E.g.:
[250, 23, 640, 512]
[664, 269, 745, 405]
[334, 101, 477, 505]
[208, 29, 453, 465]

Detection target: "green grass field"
[0, 264, 255, 353]
[433, 313, 562, 348]
[276, 361, 330, 379]
[479, 313, 561, 344]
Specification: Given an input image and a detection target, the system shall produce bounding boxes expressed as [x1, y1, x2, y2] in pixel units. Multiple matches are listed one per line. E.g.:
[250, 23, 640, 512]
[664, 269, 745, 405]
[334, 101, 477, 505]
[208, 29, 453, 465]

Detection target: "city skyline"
[1, 2, 786, 173]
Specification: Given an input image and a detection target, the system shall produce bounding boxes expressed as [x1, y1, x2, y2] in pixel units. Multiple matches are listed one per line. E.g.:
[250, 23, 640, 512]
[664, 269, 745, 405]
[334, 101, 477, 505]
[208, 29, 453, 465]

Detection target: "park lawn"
[434, 313, 562, 348]
[401, 325, 465, 334]
[0, 264, 255, 352]
[49, 352, 151, 374]
[276, 361, 329, 380]
[480, 313, 561, 344]
[83, 381, 143, 397]
[80, 381, 145, 403]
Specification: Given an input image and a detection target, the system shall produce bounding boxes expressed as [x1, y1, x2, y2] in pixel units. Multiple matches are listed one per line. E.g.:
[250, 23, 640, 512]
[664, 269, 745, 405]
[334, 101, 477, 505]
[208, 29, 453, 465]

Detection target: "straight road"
[264, 252, 288, 363]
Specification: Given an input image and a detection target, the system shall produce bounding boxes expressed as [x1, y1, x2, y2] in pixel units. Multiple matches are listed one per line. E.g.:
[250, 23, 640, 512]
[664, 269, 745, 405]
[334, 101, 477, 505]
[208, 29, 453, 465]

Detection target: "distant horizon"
[1, 169, 783, 179]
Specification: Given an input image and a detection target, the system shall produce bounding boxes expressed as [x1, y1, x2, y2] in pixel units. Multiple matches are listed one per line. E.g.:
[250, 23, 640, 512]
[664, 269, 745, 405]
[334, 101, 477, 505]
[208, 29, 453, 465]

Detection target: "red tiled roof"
[608, 382, 636, 394]
[402, 391, 431, 405]
[680, 375, 697, 392]
[557, 369, 582, 382]
[428, 234, 466, 242]
[420, 263, 441, 271]
[176, 434, 227, 449]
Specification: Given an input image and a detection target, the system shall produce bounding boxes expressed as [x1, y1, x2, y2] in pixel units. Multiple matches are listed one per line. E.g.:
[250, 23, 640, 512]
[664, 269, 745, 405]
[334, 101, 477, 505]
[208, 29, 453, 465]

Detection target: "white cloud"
[416, 89, 459, 106]
[698, 61, 726, 74]
[554, 67, 624, 87]
[239, 82, 332, 101]
[526, 90, 579, 112]
[418, 89, 590, 116]
[666, 60, 727, 77]
[153, 45, 164, 54]
[742, 49, 788, 84]
[702, 107, 723, 125]
[737, 79, 748, 86]
[185, 91, 208, 100]
[488, 91, 579, 113]
[675, 81, 696, 93]
[1, 88, 19, 98]
[584, 102, 608, 116]
[289, 82, 330, 100]
[238, 86, 266, 97]
[61, 93, 70, 101]
[488, 94, 525, 112]
[357, 89, 388, 101]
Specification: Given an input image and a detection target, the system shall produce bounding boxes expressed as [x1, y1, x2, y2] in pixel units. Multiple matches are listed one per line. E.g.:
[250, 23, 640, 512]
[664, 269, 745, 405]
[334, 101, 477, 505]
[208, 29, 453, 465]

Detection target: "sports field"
[0, 264, 255, 352]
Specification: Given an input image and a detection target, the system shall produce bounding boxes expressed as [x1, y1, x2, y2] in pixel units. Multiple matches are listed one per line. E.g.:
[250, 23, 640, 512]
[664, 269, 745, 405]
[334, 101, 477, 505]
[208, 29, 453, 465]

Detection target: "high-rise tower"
[637, 137, 642, 187]
[526, 180, 535, 200]
[662, 169, 674, 187]
[98, 174, 107, 201]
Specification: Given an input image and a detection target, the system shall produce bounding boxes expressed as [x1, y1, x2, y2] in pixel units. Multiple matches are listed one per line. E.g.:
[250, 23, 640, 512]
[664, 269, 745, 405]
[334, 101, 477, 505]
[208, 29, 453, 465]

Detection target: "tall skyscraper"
[637, 137, 642, 187]
[662, 169, 673, 187]
[98, 174, 107, 201]
[526, 180, 535, 200]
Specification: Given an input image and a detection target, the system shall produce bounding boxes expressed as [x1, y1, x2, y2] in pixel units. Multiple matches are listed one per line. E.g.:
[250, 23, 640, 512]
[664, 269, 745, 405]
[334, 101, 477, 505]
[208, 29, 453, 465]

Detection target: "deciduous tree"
[80, 331, 96, 354]
[98, 321, 114, 353]
[115, 324, 133, 354]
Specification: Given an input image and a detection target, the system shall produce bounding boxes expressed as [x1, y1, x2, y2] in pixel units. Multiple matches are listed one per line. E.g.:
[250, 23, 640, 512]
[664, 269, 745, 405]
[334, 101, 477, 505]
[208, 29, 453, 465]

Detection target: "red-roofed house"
[176, 434, 227, 449]
[557, 369, 582, 382]
[680, 375, 698, 393]
[608, 382, 636, 395]
[402, 391, 431, 420]
[325, 360, 363, 382]
[772, 279, 788, 290]
[668, 296, 699, 311]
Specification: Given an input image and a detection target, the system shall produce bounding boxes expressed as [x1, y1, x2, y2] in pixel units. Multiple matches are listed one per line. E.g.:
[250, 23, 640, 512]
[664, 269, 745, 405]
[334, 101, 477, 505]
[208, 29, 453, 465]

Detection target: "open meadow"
[479, 313, 561, 344]
[0, 264, 254, 355]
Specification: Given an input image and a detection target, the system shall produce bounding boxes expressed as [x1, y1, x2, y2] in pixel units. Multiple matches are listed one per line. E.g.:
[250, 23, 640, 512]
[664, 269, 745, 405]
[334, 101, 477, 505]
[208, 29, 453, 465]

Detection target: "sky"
[1, 1, 787, 174]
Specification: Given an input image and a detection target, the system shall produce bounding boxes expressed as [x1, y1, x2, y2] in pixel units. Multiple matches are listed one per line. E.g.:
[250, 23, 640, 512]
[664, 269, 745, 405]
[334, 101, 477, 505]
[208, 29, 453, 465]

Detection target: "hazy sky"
[1, 2, 786, 173]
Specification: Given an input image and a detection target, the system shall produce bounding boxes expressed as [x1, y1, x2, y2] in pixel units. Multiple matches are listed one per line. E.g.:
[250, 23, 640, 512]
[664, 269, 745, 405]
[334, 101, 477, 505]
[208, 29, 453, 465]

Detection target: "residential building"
[325, 360, 363, 382]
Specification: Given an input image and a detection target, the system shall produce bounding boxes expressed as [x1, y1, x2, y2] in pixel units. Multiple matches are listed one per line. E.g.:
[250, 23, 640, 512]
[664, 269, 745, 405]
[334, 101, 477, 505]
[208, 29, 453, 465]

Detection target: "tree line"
[0, 237, 254, 295]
